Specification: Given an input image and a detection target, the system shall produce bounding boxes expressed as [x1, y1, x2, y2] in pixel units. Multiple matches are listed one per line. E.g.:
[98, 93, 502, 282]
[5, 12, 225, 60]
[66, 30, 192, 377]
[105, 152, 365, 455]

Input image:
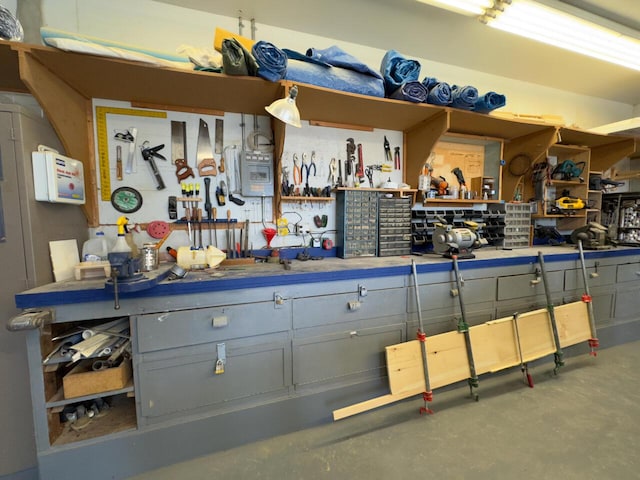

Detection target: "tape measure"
[95, 106, 167, 201]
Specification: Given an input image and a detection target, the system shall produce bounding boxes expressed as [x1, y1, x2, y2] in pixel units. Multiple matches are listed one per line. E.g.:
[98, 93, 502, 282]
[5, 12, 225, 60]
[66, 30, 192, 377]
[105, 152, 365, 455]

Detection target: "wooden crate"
[63, 359, 132, 399]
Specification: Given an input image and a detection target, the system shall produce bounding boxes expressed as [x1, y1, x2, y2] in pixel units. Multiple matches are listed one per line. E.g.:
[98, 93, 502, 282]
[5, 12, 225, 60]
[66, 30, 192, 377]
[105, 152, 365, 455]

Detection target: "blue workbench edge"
[15, 248, 640, 309]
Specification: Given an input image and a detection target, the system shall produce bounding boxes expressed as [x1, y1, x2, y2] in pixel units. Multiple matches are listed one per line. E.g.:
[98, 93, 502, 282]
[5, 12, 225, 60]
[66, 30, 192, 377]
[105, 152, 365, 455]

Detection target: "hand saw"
[197, 119, 217, 177]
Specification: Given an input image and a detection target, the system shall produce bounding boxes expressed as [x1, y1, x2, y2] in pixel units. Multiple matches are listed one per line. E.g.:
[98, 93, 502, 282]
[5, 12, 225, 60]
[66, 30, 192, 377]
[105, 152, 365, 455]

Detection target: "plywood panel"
[386, 340, 424, 395]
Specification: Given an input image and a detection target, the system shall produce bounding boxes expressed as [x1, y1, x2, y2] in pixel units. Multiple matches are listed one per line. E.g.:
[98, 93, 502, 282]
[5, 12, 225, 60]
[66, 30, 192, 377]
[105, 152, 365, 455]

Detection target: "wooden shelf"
[1, 41, 636, 225]
[281, 196, 334, 202]
[46, 379, 134, 408]
[423, 198, 502, 204]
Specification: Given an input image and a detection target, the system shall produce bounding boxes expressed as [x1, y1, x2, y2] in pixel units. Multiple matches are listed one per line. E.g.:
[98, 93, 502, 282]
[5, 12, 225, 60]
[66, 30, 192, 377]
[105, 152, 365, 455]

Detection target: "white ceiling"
[157, 0, 640, 105]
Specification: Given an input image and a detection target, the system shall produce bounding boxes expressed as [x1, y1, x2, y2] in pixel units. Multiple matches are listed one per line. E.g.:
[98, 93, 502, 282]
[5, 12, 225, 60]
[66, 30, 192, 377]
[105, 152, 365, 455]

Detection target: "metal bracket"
[358, 285, 368, 298]
[273, 292, 289, 309]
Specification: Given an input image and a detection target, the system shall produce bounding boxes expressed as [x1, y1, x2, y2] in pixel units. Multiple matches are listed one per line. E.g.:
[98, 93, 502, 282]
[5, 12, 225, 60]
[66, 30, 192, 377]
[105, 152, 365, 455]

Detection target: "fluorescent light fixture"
[482, 0, 640, 71]
[417, 0, 493, 16]
[265, 85, 302, 128]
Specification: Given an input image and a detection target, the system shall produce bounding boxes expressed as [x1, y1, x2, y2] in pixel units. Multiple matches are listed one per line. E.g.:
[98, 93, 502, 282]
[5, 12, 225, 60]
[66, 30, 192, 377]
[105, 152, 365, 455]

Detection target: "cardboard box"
[63, 359, 132, 399]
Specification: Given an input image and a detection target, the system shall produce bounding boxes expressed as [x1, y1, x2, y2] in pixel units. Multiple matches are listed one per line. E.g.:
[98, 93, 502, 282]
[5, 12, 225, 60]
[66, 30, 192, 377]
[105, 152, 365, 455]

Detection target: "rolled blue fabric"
[389, 81, 428, 103]
[451, 85, 479, 110]
[380, 50, 421, 96]
[252, 40, 287, 82]
[306, 45, 381, 79]
[421, 76, 439, 91]
[474, 91, 506, 113]
[426, 82, 452, 105]
[283, 48, 332, 67]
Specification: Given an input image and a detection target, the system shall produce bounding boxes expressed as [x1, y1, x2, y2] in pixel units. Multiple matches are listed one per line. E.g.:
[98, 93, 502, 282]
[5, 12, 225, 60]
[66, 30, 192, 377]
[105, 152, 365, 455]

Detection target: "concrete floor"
[130, 340, 640, 480]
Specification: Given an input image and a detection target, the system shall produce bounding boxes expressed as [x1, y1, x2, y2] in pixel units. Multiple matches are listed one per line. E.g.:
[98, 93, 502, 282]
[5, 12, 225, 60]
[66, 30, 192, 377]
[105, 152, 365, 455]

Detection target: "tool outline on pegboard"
[95, 106, 167, 201]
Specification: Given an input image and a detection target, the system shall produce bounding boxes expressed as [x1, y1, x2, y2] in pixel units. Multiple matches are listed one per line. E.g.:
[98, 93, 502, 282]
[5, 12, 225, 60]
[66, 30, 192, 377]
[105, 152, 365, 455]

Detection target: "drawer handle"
[350, 331, 358, 337]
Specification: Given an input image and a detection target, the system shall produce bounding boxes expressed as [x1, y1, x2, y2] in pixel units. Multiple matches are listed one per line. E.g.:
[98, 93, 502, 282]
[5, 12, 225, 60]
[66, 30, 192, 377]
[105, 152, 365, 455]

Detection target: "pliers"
[293, 154, 302, 185]
[301, 152, 317, 183]
[394, 146, 401, 170]
[384, 136, 393, 164]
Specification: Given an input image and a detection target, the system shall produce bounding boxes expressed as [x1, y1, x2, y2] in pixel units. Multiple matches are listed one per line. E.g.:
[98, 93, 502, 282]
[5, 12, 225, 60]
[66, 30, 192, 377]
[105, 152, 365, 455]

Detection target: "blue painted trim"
[15, 248, 639, 309]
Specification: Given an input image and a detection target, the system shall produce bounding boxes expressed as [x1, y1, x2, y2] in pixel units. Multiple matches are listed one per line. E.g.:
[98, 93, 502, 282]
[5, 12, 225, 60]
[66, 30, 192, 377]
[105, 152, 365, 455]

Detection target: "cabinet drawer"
[497, 270, 563, 301]
[139, 333, 290, 418]
[616, 263, 640, 283]
[614, 286, 640, 319]
[408, 278, 496, 313]
[292, 287, 405, 330]
[136, 301, 291, 353]
[292, 324, 404, 387]
[564, 265, 616, 290]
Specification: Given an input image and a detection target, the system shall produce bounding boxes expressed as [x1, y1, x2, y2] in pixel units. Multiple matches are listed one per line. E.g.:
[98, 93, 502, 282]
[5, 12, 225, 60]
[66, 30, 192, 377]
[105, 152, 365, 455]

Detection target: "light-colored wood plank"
[334, 301, 592, 421]
[386, 340, 425, 395]
[332, 387, 422, 421]
[308, 120, 374, 131]
[555, 301, 592, 347]
[426, 331, 470, 389]
[470, 319, 520, 374]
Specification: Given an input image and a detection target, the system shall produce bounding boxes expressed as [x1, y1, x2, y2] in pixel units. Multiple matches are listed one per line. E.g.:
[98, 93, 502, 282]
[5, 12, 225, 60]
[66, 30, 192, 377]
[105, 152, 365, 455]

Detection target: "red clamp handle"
[582, 293, 592, 303]
[417, 331, 426, 342]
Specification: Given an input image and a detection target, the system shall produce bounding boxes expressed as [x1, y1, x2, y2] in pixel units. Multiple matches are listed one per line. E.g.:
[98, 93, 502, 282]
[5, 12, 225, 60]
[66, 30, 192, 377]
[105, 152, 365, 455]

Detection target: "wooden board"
[334, 300, 594, 421]
[516, 308, 557, 363]
[470, 317, 520, 374]
[555, 301, 592, 346]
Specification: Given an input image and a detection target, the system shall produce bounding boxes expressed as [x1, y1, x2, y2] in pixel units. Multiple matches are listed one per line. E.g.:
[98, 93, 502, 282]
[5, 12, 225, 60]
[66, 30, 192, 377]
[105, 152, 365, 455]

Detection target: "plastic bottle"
[82, 231, 109, 262]
[111, 216, 132, 254]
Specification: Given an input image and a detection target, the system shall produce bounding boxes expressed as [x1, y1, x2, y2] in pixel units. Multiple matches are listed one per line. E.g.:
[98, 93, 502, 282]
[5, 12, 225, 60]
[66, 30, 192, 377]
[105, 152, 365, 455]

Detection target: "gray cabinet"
[135, 300, 292, 423]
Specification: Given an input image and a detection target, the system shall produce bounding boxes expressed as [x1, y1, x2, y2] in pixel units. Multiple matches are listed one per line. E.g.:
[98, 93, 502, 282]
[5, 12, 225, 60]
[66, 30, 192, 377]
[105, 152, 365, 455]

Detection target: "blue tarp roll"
[389, 81, 428, 103]
[474, 91, 507, 113]
[451, 85, 479, 110]
[426, 82, 452, 105]
[380, 50, 421, 96]
[252, 40, 288, 81]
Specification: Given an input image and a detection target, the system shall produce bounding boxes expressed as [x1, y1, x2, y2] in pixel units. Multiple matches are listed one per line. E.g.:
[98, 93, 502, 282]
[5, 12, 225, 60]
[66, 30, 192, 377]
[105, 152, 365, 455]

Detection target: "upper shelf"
[2, 41, 637, 153]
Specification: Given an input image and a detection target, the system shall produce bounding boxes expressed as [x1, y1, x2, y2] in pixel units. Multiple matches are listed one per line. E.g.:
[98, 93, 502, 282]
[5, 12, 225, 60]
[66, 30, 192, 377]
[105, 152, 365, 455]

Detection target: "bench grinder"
[432, 220, 487, 259]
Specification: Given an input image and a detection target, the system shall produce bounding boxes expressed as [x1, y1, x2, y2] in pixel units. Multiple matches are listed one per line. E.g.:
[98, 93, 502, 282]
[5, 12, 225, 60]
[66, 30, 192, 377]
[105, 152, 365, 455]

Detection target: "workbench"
[16, 246, 640, 480]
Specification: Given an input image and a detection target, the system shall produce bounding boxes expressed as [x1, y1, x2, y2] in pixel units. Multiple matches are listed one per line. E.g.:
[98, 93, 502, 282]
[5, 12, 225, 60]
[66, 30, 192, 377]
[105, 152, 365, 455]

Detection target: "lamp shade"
[265, 85, 302, 128]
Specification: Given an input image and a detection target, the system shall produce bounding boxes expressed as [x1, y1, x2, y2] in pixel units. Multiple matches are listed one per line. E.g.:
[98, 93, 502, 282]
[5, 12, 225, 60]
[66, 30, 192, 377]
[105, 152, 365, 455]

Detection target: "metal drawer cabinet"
[616, 262, 640, 283]
[292, 323, 405, 390]
[135, 300, 291, 353]
[564, 264, 616, 291]
[137, 332, 291, 422]
[497, 270, 563, 301]
[292, 286, 406, 330]
[407, 278, 497, 314]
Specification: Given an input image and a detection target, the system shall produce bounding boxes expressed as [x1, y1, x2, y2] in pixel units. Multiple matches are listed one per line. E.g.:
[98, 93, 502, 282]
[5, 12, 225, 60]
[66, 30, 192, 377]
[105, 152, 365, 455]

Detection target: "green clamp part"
[468, 377, 479, 389]
[457, 318, 469, 333]
[554, 351, 565, 368]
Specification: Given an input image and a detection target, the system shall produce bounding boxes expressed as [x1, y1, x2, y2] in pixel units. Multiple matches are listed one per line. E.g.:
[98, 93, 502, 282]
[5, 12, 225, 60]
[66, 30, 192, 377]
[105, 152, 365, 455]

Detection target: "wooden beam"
[590, 138, 637, 173]
[502, 127, 556, 202]
[17, 49, 97, 226]
[131, 101, 224, 117]
[404, 110, 448, 188]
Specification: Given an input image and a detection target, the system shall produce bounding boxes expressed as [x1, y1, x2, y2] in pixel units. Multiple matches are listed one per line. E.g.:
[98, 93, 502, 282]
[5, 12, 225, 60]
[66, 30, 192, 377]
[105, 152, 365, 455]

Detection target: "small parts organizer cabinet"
[378, 195, 412, 256]
[503, 203, 532, 248]
[336, 188, 415, 258]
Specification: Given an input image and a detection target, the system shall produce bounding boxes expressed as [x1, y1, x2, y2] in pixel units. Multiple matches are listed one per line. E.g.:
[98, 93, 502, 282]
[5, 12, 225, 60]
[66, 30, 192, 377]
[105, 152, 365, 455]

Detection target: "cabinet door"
[138, 333, 291, 419]
[292, 323, 404, 389]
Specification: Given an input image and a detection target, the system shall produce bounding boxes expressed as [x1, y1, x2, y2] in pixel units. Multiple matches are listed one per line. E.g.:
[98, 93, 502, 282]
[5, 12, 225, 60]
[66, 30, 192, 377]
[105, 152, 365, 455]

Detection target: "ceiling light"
[417, 0, 493, 16]
[265, 85, 302, 128]
[482, 0, 640, 71]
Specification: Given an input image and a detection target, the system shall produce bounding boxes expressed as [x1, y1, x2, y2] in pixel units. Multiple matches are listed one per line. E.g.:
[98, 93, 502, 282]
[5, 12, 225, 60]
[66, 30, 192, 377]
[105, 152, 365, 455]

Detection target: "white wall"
[40, 0, 634, 128]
